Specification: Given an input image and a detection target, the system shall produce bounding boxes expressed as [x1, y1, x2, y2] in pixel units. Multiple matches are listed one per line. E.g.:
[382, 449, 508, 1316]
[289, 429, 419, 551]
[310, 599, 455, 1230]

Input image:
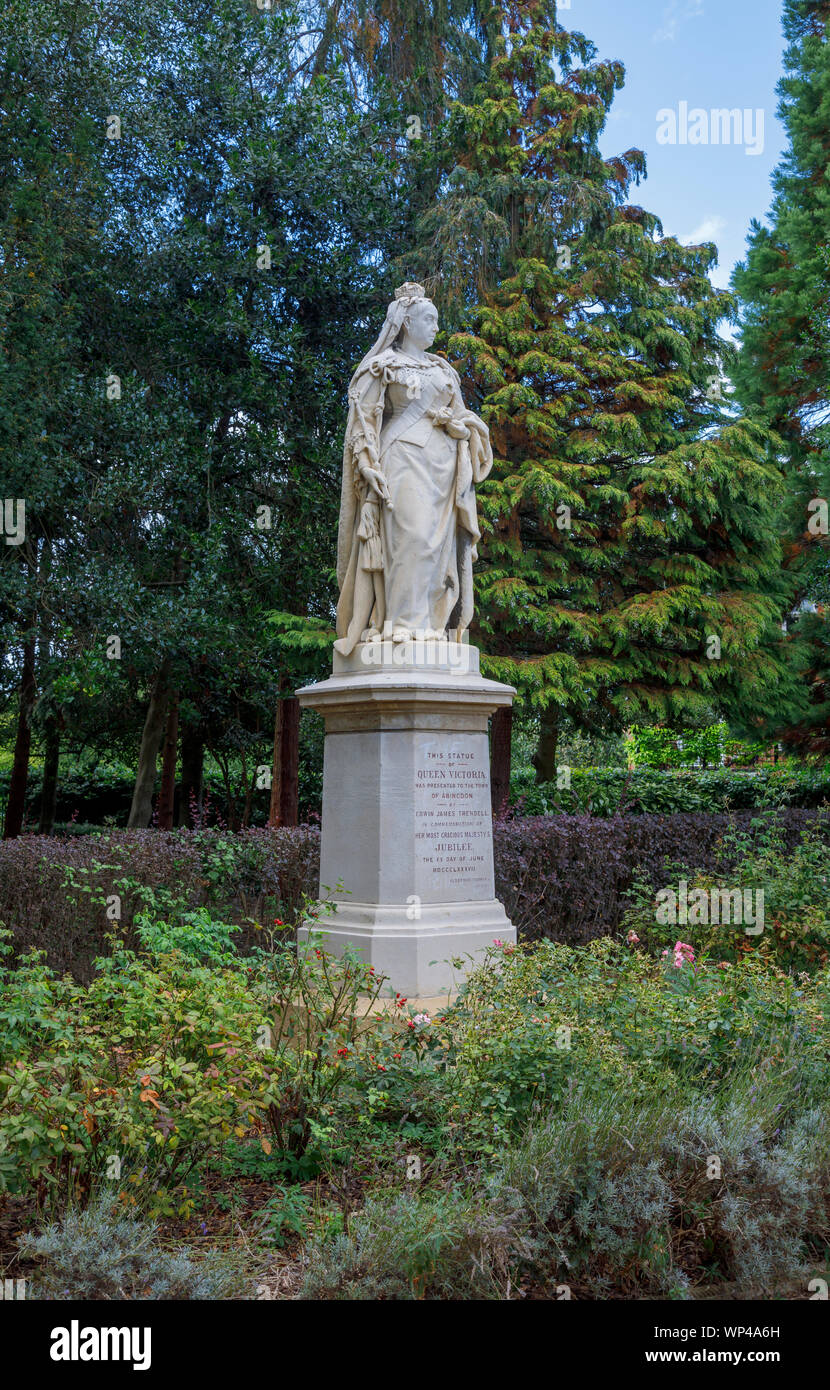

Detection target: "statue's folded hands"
[427, 405, 471, 440]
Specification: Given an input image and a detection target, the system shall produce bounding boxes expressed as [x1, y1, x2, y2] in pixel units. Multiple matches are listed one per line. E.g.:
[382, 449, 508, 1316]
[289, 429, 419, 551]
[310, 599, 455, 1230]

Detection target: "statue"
[334, 282, 493, 656]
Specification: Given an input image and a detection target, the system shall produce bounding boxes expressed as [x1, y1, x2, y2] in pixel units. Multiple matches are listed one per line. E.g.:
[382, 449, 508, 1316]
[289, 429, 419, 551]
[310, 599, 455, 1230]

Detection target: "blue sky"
[567, 0, 787, 294]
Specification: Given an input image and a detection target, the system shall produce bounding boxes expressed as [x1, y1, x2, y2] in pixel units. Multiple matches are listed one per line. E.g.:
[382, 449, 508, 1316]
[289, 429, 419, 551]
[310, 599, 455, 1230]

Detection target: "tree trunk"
[490, 706, 513, 817]
[156, 693, 179, 831]
[533, 705, 559, 784]
[38, 719, 60, 834]
[3, 635, 36, 839]
[268, 695, 300, 828]
[178, 726, 204, 827]
[127, 663, 171, 828]
[215, 751, 238, 830]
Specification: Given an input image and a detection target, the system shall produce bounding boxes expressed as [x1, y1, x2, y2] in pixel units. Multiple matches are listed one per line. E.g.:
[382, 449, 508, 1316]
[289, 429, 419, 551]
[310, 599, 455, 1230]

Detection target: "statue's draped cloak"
[335, 347, 493, 654]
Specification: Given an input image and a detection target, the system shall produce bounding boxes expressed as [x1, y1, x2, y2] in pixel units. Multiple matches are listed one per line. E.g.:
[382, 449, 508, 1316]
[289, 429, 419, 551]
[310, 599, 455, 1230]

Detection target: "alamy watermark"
[656, 879, 764, 935]
[2, 499, 25, 545]
[657, 103, 765, 156]
[360, 627, 474, 673]
[50, 1322, 151, 1370]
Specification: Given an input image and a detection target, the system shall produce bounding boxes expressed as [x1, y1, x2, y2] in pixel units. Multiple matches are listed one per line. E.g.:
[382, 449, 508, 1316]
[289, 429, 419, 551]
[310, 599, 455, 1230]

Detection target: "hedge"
[513, 765, 830, 816]
[493, 810, 830, 943]
[3, 810, 829, 978]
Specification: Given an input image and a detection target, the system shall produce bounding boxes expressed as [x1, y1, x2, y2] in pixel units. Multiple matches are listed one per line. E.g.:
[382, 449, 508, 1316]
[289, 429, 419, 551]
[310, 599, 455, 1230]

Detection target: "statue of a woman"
[334, 282, 493, 656]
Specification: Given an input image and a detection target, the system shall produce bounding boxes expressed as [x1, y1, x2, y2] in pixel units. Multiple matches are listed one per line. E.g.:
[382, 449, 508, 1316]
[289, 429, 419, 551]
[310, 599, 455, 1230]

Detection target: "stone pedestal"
[296, 639, 516, 996]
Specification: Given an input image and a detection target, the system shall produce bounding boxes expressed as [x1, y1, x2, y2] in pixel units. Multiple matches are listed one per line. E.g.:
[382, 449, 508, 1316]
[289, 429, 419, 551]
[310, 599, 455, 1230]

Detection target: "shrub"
[623, 723, 768, 770]
[250, 919, 401, 1159]
[496, 1073, 830, 1297]
[622, 817, 830, 973]
[434, 938, 828, 1143]
[18, 1189, 246, 1299]
[300, 1188, 527, 1300]
[0, 916, 401, 1210]
[300, 1062, 830, 1299]
[437, 942, 634, 1146]
[0, 738, 324, 828]
[0, 936, 279, 1212]
[133, 898, 243, 967]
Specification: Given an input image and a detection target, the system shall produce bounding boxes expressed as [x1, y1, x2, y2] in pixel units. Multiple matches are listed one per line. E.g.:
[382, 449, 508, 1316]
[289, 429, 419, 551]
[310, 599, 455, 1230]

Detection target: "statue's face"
[403, 299, 438, 350]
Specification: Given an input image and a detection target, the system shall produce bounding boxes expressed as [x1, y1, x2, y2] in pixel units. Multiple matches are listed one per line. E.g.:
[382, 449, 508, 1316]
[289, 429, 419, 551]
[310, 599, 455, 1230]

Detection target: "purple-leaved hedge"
[1, 811, 828, 978]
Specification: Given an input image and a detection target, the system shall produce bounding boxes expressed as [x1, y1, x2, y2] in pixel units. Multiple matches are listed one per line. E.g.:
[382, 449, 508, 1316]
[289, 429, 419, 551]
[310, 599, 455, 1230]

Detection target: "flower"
[411, 1013, 431, 1027]
[493, 938, 503, 947]
[626, 930, 640, 945]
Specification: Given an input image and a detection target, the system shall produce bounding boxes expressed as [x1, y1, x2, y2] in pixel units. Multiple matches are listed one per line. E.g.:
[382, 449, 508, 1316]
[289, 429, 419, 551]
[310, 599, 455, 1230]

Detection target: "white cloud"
[653, 1, 704, 44]
[679, 215, 727, 246]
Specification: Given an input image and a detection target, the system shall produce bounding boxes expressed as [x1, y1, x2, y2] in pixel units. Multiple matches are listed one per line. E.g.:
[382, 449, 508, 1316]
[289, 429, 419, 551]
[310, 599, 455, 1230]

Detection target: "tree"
[732, 0, 830, 754]
[1, 0, 406, 829]
[401, 1, 799, 778]
[0, 0, 135, 834]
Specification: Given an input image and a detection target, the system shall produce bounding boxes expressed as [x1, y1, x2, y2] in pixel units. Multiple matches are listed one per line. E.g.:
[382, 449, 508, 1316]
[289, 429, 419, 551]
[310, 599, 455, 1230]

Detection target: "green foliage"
[623, 723, 767, 770]
[134, 901, 242, 968]
[511, 762, 830, 816]
[434, 935, 828, 1146]
[256, 1184, 313, 1249]
[0, 900, 407, 1209]
[733, 0, 830, 754]
[496, 1074, 830, 1297]
[0, 931, 277, 1212]
[249, 914, 402, 1159]
[302, 1053, 830, 1298]
[2, 894, 830, 1297]
[0, 0, 406, 816]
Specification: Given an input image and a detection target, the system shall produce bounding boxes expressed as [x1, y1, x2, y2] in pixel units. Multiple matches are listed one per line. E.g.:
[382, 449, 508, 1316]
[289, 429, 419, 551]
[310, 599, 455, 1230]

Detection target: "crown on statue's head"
[394, 281, 426, 302]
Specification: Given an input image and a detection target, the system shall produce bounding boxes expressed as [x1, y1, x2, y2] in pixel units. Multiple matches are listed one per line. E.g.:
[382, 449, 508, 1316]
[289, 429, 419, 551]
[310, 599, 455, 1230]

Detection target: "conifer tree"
[406, 1, 798, 776]
[732, 0, 830, 754]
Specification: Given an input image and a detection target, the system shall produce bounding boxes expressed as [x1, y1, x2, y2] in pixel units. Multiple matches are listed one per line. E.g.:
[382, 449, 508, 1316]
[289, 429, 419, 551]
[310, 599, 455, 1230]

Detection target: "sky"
[567, 0, 788, 295]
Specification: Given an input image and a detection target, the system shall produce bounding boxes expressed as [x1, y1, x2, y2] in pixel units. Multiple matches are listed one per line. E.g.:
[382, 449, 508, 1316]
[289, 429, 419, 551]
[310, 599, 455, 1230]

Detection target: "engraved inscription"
[413, 737, 493, 898]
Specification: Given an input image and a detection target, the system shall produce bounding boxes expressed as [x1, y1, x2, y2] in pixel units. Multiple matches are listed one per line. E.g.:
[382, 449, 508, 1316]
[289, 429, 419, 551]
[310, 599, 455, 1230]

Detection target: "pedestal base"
[296, 640, 516, 998]
[298, 898, 514, 998]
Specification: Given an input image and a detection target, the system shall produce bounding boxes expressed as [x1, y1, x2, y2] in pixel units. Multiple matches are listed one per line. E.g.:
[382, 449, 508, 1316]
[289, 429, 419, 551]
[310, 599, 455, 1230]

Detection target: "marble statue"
[334, 282, 493, 656]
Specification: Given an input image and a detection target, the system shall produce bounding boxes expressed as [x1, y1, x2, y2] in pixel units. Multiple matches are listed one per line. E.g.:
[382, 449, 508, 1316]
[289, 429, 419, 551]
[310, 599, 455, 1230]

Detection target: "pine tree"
[732, 0, 830, 755]
[404, 1, 799, 776]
